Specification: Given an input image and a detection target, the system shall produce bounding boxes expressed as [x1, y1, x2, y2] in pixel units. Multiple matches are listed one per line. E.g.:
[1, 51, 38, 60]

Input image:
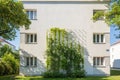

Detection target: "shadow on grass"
[0, 75, 15, 80]
[111, 70, 120, 76]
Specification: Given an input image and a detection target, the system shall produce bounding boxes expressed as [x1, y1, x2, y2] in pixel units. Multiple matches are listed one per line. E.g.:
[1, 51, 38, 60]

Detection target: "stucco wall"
[110, 43, 120, 68]
[20, 1, 110, 76]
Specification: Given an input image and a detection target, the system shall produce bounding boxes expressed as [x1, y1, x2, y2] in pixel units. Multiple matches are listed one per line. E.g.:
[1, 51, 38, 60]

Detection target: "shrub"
[0, 61, 5, 75]
[2, 61, 13, 75]
[2, 53, 19, 74]
[45, 28, 85, 78]
[43, 71, 66, 78]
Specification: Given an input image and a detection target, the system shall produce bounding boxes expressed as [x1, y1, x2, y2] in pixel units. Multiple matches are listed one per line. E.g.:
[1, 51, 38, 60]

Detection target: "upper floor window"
[93, 33, 105, 43]
[26, 9, 37, 20]
[93, 57, 105, 66]
[93, 10, 105, 20]
[26, 57, 37, 67]
[26, 33, 37, 44]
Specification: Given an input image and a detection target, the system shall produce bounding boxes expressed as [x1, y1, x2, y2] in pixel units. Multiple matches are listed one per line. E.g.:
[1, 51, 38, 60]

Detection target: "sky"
[110, 26, 120, 44]
[9, 26, 120, 50]
[9, 31, 20, 50]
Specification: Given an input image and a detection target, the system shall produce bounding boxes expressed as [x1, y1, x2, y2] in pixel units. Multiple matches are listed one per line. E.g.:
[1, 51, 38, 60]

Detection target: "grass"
[0, 70, 120, 80]
[15, 76, 120, 80]
[111, 69, 120, 75]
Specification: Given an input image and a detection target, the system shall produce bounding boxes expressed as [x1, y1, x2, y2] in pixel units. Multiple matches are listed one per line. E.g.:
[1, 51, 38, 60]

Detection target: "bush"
[43, 71, 66, 78]
[2, 53, 19, 74]
[0, 61, 5, 75]
[2, 61, 13, 75]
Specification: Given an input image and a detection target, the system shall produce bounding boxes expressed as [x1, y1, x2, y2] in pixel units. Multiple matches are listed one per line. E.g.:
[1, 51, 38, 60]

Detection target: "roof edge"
[111, 40, 120, 47]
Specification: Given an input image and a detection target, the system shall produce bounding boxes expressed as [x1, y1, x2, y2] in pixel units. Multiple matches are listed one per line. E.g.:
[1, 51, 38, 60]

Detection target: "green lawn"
[0, 70, 120, 80]
[15, 76, 120, 80]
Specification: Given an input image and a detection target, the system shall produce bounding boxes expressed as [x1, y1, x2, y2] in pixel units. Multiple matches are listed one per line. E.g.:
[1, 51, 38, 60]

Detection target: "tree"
[0, 0, 31, 40]
[0, 44, 19, 60]
[93, 0, 120, 29]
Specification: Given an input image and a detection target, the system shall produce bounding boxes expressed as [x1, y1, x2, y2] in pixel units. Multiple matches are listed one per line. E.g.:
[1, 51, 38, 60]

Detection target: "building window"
[26, 10, 37, 20]
[93, 10, 105, 20]
[26, 34, 37, 43]
[26, 57, 37, 67]
[93, 34, 105, 43]
[93, 57, 105, 66]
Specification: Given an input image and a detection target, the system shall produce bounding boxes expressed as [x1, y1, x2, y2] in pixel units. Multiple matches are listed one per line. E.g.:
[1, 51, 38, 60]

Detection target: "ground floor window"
[93, 57, 105, 66]
[26, 57, 37, 67]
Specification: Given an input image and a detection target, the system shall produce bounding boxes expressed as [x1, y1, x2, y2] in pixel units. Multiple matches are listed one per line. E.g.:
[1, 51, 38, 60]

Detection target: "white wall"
[111, 43, 120, 68]
[20, 1, 110, 76]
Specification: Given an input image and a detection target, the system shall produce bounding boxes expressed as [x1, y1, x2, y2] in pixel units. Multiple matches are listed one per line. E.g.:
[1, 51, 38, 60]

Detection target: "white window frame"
[26, 57, 37, 67]
[93, 33, 105, 43]
[93, 57, 105, 67]
[26, 33, 37, 44]
[26, 9, 37, 20]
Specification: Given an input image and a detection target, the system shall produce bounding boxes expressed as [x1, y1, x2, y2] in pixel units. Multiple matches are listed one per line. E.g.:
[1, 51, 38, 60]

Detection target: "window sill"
[25, 66, 37, 67]
[25, 42, 37, 44]
[93, 65, 106, 68]
[30, 19, 37, 20]
[93, 42, 106, 44]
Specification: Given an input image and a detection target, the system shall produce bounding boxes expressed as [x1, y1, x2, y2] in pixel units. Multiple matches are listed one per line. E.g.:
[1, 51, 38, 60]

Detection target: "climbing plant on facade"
[45, 28, 85, 78]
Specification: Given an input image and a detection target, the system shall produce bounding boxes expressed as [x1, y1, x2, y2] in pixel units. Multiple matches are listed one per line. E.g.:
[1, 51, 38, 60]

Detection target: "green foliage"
[0, 0, 31, 40]
[0, 61, 5, 75]
[2, 61, 13, 75]
[45, 28, 85, 78]
[0, 44, 19, 60]
[111, 70, 120, 76]
[93, 11, 104, 21]
[2, 53, 19, 74]
[93, 0, 120, 28]
[0, 52, 19, 76]
[0, 44, 19, 75]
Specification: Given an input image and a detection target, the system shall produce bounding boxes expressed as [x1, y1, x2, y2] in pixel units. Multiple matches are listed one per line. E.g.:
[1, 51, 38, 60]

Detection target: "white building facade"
[20, 0, 110, 76]
[110, 41, 120, 68]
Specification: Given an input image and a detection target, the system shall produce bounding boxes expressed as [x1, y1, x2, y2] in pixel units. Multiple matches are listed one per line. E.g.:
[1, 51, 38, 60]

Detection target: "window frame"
[26, 9, 37, 20]
[93, 33, 105, 44]
[26, 33, 37, 44]
[25, 57, 37, 67]
[93, 9, 105, 20]
[93, 57, 105, 67]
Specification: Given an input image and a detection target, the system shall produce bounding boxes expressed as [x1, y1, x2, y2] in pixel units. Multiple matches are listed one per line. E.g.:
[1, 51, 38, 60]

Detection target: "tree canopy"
[93, 0, 120, 29]
[0, 0, 31, 40]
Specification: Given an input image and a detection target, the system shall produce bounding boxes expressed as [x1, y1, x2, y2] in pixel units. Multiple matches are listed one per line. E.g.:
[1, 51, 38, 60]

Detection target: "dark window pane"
[26, 57, 29, 66]
[31, 34, 33, 42]
[26, 34, 29, 43]
[93, 57, 96, 65]
[34, 57, 37, 66]
[101, 57, 104, 65]
[97, 57, 100, 65]
[101, 34, 104, 42]
[97, 34, 99, 43]
[93, 34, 96, 43]
[31, 57, 33, 66]
[30, 11, 33, 19]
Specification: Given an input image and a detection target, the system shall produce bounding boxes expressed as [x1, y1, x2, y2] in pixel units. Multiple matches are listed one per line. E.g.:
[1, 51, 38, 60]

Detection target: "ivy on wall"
[45, 28, 85, 78]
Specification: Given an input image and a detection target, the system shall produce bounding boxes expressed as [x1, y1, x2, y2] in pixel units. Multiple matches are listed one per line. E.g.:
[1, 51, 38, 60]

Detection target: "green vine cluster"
[45, 28, 85, 78]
